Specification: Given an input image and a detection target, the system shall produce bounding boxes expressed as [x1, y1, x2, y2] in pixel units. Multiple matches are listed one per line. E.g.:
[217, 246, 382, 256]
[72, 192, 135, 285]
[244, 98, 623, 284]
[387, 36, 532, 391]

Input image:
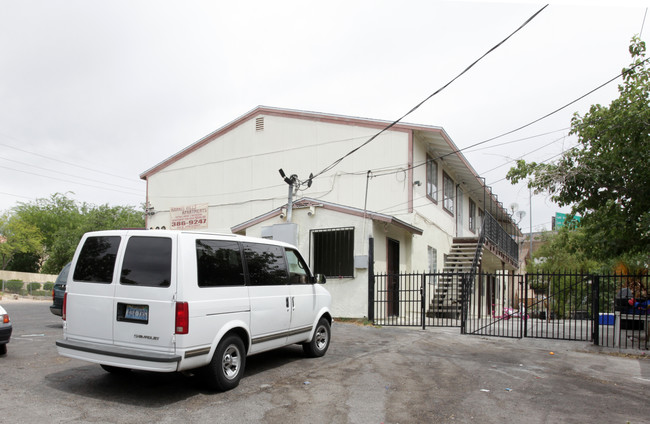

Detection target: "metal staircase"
[426, 238, 483, 319]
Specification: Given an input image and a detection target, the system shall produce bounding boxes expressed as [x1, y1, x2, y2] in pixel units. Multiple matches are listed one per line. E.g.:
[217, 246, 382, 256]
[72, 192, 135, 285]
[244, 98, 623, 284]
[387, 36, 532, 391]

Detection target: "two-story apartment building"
[140, 106, 520, 318]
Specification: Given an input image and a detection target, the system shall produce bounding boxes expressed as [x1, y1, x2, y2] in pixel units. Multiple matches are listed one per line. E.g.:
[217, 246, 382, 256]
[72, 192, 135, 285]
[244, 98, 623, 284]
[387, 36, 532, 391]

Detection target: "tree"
[2, 193, 145, 273]
[527, 227, 604, 273]
[507, 37, 650, 262]
[5, 252, 41, 273]
[44, 203, 145, 273]
[0, 214, 43, 270]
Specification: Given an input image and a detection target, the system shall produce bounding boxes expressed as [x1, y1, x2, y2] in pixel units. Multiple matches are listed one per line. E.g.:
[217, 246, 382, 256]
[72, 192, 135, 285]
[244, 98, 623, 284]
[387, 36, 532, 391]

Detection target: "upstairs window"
[312, 227, 354, 278]
[443, 171, 454, 215]
[469, 199, 477, 233]
[426, 156, 438, 202]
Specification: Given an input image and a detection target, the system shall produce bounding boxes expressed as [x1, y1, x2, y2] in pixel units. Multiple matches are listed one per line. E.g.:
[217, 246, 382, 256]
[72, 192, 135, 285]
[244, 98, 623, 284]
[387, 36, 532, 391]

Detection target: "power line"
[0, 134, 142, 186]
[0, 190, 35, 202]
[464, 128, 570, 153]
[0, 155, 142, 194]
[0, 164, 143, 198]
[346, 54, 650, 185]
[309, 4, 549, 182]
[478, 135, 569, 175]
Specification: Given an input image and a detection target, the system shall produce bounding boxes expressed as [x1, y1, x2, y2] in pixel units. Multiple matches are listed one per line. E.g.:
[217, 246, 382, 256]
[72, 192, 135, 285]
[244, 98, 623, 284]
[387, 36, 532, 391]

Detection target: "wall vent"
[255, 117, 264, 131]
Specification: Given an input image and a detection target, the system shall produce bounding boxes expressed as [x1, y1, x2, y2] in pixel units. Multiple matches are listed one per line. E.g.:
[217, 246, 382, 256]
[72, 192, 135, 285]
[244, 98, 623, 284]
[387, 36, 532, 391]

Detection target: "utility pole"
[279, 169, 297, 222]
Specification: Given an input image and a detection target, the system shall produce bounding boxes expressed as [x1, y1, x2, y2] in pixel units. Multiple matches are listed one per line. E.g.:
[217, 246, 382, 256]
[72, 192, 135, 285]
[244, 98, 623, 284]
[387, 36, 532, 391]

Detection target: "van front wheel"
[204, 335, 246, 391]
[303, 318, 330, 357]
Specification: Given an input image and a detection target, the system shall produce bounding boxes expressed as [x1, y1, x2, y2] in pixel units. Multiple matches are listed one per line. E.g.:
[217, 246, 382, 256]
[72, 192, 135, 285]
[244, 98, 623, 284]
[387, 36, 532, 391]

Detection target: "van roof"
[82, 229, 298, 249]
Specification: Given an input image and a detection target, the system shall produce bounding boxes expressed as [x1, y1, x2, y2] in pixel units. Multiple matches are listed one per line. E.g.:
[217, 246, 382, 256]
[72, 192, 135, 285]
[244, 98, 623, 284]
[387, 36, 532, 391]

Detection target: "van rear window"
[196, 240, 244, 287]
[120, 237, 172, 287]
[73, 236, 121, 283]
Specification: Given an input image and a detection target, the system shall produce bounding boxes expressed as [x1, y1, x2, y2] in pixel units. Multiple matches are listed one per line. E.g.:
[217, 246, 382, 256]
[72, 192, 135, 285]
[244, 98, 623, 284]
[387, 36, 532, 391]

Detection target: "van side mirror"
[314, 274, 327, 284]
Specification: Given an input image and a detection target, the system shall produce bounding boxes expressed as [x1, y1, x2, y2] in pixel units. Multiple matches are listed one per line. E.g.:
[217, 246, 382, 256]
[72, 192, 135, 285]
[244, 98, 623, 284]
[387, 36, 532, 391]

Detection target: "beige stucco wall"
[146, 113, 409, 232]
[0, 270, 59, 284]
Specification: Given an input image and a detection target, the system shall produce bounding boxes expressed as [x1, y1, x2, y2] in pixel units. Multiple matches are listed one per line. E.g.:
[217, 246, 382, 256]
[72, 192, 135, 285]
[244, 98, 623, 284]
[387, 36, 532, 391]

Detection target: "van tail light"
[62, 292, 67, 321]
[175, 302, 189, 335]
[52, 288, 55, 302]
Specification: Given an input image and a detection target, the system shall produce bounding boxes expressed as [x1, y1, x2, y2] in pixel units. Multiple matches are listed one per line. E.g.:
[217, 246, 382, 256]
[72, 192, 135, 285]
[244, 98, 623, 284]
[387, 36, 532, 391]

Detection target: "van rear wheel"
[204, 334, 246, 391]
[303, 318, 330, 357]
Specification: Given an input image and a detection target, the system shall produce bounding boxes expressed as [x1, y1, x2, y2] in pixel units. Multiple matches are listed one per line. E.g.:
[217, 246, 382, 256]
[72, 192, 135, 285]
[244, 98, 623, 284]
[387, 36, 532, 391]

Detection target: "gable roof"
[231, 197, 423, 236]
[139, 105, 459, 180]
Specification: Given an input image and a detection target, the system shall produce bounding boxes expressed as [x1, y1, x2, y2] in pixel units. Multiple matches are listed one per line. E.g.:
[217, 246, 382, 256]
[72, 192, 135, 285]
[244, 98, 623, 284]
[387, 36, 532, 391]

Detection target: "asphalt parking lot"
[1, 298, 649, 424]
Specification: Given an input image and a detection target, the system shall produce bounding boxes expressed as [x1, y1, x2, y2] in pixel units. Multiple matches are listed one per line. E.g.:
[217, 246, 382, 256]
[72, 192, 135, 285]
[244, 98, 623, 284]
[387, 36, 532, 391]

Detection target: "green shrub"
[4, 280, 24, 293]
[27, 282, 41, 292]
[43, 282, 54, 291]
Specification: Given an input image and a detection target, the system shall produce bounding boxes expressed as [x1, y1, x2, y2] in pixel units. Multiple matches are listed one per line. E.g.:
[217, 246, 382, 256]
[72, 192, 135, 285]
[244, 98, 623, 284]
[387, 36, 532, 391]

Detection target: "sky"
[1, 0, 648, 233]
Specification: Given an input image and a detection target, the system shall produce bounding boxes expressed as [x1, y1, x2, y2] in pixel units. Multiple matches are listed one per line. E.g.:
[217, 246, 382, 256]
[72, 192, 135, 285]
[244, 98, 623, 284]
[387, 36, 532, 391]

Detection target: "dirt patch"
[334, 317, 379, 327]
[599, 350, 650, 360]
[0, 293, 50, 303]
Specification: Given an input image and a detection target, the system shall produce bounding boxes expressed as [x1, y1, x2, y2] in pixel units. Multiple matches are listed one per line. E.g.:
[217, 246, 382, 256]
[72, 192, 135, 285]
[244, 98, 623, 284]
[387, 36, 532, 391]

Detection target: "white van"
[56, 230, 332, 391]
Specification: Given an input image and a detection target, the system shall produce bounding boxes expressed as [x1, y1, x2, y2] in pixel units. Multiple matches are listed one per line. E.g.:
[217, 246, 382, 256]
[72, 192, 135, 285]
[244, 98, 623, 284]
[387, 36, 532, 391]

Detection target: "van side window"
[73, 236, 121, 283]
[242, 242, 288, 286]
[120, 237, 172, 287]
[196, 240, 244, 287]
[286, 249, 310, 284]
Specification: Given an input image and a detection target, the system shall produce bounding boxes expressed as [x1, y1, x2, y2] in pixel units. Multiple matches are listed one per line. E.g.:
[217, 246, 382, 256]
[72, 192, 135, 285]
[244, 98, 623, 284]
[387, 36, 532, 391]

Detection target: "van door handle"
[286, 297, 290, 309]
[291, 296, 295, 311]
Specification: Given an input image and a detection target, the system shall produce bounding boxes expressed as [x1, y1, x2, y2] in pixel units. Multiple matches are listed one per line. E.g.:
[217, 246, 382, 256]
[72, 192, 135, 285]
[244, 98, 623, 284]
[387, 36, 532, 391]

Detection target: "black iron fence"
[372, 271, 649, 350]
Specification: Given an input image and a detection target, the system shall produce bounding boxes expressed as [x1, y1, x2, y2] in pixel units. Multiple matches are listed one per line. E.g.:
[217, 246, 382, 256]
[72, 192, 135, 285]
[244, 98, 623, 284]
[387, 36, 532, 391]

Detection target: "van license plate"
[125, 305, 149, 322]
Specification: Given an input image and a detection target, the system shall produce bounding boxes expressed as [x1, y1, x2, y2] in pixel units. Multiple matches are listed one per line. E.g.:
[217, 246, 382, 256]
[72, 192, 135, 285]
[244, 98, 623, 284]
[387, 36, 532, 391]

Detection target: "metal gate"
[372, 271, 649, 350]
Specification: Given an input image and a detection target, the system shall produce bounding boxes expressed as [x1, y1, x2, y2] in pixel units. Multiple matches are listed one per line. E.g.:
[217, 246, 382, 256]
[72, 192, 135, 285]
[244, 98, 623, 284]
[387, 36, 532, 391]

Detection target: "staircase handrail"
[461, 225, 485, 333]
[483, 212, 519, 265]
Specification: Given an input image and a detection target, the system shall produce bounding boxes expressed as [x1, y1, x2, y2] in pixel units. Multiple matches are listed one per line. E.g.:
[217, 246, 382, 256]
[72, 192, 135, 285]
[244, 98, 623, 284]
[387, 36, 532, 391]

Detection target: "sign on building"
[170, 203, 209, 230]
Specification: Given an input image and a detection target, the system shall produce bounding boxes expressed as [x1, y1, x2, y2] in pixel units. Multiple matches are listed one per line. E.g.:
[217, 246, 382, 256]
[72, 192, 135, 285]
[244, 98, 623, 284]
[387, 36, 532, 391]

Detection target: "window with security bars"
[311, 227, 354, 277]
